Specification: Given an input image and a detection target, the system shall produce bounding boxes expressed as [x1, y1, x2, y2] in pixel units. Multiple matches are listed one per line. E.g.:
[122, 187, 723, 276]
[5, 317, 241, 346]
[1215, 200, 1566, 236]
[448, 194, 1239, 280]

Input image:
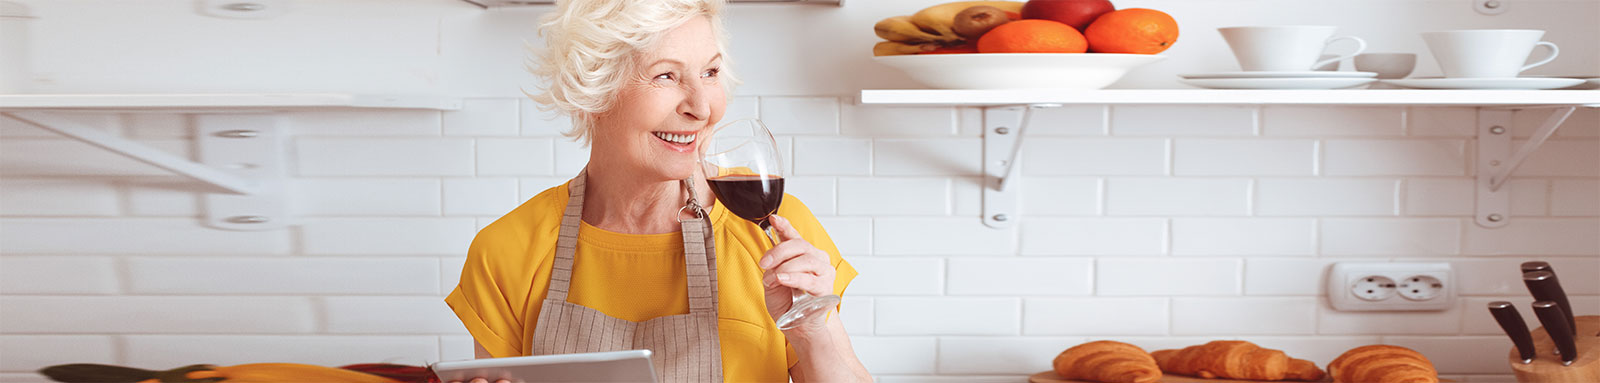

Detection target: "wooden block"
[1510, 315, 1600, 383]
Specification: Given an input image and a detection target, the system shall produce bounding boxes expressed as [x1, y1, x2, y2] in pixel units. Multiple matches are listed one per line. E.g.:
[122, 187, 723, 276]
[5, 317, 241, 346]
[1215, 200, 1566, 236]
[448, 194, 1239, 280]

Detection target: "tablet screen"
[430, 349, 656, 383]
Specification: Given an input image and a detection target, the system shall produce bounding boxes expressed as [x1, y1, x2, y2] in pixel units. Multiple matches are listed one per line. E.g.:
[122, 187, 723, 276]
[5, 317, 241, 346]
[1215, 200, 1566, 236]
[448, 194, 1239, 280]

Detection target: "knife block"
[1511, 315, 1599, 383]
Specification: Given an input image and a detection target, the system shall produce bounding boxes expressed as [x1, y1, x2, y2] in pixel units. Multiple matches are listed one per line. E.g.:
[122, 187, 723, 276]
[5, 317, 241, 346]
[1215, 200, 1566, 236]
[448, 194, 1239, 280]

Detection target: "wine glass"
[700, 118, 840, 330]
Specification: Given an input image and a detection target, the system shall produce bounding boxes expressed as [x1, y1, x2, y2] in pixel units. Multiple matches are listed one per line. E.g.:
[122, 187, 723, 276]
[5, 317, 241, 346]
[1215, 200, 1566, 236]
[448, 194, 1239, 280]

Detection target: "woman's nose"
[678, 81, 712, 121]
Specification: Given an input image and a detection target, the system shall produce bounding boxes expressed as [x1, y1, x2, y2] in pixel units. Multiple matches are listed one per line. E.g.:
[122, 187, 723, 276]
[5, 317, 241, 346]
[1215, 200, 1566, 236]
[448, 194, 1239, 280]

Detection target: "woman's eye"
[701, 68, 719, 78]
[655, 72, 674, 81]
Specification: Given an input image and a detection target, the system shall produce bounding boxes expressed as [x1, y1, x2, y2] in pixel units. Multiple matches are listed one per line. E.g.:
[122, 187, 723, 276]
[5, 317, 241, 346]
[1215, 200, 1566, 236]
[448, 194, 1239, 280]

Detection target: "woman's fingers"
[758, 239, 811, 269]
[769, 215, 803, 242]
[775, 271, 832, 296]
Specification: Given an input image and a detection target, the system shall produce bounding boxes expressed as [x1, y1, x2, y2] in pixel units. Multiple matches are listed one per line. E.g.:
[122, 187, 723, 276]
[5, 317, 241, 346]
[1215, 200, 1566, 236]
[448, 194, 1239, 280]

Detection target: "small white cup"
[1354, 53, 1418, 79]
[1421, 29, 1558, 78]
[1219, 26, 1368, 72]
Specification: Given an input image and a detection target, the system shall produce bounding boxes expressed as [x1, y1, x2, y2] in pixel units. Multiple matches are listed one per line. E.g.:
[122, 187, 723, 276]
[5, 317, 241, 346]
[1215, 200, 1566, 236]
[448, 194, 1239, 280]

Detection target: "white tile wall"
[0, 257, 120, 294]
[1256, 178, 1398, 216]
[1022, 138, 1167, 176]
[946, 257, 1093, 295]
[836, 177, 947, 216]
[0, 179, 120, 216]
[0, 335, 118, 372]
[1321, 218, 1463, 255]
[1261, 106, 1404, 136]
[1170, 298, 1318, 335]
[1019, 218, 1166, 256]
[872, 139, 981, 176]
[1173, 139, 1316, 176]
[292, 178, 442, 216]
[1171, 218, 1315, 256]
[875, 298, 1020, 335]
[1105, 178, 1251, 216]
[1110, 106, 1255, 136]
[851, 337, 937, 375]
[1322, 139, 1468, 176]
[1023, 298, 1168, 335]
[3, 1, 1599, 378]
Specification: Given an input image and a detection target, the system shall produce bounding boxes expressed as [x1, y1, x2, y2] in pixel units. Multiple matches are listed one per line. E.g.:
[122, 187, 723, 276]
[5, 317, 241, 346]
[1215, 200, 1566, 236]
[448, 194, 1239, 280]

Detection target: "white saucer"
[1181, 77, 1377, 90]
[1180, 71, 1378, 79]
[1383, 77, 1585, 90]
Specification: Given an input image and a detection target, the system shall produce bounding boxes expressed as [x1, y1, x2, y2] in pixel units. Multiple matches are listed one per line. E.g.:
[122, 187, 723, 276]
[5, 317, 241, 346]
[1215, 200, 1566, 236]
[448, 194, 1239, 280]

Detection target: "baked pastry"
[1328, 345, 1438, 383]
[1052, 340, 1162, 383]
[1150, 340, 1326, 381]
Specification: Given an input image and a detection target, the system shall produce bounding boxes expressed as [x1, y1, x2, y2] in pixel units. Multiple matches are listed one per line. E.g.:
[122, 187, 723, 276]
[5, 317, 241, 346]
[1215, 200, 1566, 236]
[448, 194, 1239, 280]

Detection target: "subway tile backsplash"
[2, 96, 1598, 381]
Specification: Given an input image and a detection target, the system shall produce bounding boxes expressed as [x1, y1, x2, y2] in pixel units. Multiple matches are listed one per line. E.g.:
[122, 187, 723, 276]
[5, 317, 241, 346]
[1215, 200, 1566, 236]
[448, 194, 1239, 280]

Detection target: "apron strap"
[680, 216, 717, 314]
[547, 169, 587, 301]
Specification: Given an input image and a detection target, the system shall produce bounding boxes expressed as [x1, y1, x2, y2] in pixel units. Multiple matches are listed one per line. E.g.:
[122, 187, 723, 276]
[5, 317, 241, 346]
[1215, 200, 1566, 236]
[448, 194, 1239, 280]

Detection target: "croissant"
[1328, 345, 1438, 383]
[1052, 340, 1162, 383]
[1150, 340, 1326, 381]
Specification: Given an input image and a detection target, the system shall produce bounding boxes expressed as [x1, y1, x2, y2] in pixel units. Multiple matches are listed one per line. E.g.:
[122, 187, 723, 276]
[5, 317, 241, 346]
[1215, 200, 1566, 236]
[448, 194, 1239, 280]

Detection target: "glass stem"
[762, 222, 807, 304]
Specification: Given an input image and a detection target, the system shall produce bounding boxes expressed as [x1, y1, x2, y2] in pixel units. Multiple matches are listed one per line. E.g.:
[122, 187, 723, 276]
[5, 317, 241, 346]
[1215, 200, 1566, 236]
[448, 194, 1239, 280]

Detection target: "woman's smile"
[651, 130, 699, 153]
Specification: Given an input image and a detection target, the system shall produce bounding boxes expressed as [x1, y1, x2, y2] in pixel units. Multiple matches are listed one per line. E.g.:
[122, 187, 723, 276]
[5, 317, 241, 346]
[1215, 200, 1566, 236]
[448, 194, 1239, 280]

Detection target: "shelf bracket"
[982, 103, 1059, 229]
[2, 111, 288, 231]
[1474, 106, 1576, 228]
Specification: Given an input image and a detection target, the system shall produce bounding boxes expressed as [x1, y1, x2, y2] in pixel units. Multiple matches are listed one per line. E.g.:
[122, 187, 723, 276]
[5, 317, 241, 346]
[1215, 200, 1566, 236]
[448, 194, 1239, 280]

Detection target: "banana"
[873, 41, 939, 56]
[874, 15, 947, 43]
[909, 1, 1025, 42]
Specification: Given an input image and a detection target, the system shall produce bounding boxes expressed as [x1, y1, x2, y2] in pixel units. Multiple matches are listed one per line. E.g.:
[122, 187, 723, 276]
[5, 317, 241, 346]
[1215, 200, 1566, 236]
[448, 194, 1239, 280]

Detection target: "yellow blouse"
[444, 181, 857, 382]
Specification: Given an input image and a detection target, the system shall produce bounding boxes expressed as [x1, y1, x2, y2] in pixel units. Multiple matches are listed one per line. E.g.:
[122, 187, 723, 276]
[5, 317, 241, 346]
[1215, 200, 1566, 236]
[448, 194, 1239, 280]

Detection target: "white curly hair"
[525, 0, 737, 145]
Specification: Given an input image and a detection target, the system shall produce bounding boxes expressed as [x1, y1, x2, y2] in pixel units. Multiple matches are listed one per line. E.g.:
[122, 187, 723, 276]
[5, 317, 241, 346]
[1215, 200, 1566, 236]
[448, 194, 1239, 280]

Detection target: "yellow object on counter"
[445, 180, 856, 382]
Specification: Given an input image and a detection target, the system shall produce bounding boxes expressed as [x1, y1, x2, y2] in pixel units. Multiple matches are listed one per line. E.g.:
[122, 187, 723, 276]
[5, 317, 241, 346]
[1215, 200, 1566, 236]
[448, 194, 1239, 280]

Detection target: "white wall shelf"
[0, 93, 462, 231]
[0, 93, 463, 111]
[858, 89, 1600, 229]
[861, 89, 1600, 107]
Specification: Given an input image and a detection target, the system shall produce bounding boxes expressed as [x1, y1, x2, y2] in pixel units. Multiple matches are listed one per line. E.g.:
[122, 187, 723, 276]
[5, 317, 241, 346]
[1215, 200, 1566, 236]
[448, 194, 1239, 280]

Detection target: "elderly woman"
[444, 0, 870, 382]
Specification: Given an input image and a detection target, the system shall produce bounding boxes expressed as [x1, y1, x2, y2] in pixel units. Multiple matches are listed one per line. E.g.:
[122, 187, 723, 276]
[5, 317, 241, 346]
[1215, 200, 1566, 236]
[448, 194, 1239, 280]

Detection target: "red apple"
[1021, 0, 1115, 31]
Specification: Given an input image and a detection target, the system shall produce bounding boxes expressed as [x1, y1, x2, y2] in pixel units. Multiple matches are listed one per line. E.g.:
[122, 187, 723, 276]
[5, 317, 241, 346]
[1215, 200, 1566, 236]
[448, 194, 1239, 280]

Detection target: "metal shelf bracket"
[2, 111, 288, 231]
[982, 103, 1060, 229]
[1474, 106, 1577, 228]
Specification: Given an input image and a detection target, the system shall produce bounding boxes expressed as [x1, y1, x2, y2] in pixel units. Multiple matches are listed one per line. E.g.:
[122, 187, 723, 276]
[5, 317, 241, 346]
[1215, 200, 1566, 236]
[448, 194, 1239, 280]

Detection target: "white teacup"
[1421, 29, 1558, 78]
[1219, 26, 1367, 72]
[1354, 53, 1417, 79]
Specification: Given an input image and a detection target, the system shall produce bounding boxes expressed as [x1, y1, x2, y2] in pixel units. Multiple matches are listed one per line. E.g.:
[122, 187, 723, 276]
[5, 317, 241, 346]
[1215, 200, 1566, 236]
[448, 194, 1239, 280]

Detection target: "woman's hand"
[758, 215, 836, 335]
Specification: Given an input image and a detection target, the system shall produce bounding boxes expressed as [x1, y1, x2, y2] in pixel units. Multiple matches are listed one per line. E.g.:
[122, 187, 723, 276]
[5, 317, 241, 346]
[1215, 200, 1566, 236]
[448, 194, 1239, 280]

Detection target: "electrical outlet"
[1328, 262, 1454, 311]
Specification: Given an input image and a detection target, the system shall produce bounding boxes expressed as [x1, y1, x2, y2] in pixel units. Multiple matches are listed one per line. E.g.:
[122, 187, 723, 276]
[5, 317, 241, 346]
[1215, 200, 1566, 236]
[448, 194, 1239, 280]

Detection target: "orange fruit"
[976, 19, 1088, 54]
[1084, 8, 1179, 54]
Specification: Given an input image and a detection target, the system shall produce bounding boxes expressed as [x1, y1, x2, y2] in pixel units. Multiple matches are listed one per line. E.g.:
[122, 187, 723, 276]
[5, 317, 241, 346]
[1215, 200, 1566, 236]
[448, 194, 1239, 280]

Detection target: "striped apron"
[530, 171, 724, 382]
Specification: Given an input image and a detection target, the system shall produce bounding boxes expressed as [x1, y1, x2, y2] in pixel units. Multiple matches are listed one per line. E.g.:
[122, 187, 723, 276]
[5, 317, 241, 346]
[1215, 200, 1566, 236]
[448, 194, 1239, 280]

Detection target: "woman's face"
[591, 16, 727, 182]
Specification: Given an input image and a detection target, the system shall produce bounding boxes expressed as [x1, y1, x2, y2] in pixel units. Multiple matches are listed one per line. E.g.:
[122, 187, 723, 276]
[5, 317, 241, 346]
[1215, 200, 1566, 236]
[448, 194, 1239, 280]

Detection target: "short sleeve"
[444, 229, 526, 358]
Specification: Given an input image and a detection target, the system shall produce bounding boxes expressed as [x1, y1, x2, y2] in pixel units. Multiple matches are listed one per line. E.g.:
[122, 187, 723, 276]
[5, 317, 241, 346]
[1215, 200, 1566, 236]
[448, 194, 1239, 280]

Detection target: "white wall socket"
[1327, 262, 1455, 311]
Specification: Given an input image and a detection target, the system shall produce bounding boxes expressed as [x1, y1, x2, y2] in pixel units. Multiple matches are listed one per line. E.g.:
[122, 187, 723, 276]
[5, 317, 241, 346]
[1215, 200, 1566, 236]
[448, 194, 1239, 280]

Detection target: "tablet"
[430, 349, 656, 383]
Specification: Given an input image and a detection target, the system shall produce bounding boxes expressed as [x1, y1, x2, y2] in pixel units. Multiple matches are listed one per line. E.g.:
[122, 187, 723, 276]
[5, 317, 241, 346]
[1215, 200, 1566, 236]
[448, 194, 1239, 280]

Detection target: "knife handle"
[1520, 261, 1551, 273]
[1523, 270, 1576, 336]
[1532, 301, 1578, 365]
[1488, 301, 1537, 363]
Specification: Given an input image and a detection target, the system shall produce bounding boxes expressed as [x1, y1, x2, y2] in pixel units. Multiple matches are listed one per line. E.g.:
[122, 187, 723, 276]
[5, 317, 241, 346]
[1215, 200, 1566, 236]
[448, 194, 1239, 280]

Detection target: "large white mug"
[1421, 29, 1558, 78]
[1219, 26, 1368, 72]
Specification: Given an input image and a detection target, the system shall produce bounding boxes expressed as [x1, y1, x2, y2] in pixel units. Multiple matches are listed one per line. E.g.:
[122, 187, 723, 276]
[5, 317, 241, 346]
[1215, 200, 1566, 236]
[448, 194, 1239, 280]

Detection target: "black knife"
[1533, 301, 1578, 365]
[1489, 301, 1537, 364]
[1523, 270, 1576, 336]
[1520, 261, 1551, 273]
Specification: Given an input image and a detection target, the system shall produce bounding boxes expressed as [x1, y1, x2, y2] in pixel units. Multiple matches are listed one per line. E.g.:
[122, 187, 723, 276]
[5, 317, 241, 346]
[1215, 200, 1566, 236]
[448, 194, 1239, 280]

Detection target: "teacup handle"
[1521, 41, 1559, 72]
[1313, 36, 1368, 70]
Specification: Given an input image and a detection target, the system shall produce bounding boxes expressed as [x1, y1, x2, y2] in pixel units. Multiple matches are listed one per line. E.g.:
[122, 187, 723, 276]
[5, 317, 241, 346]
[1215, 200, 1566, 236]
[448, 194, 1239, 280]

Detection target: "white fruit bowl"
[874, 53, 1166, 90]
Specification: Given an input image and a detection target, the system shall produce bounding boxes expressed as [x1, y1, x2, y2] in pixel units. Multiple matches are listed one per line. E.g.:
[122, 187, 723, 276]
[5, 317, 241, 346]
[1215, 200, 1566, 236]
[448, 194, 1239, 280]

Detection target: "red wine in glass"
[706, 175, 784, 229]
[700, 118, 839, 330]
